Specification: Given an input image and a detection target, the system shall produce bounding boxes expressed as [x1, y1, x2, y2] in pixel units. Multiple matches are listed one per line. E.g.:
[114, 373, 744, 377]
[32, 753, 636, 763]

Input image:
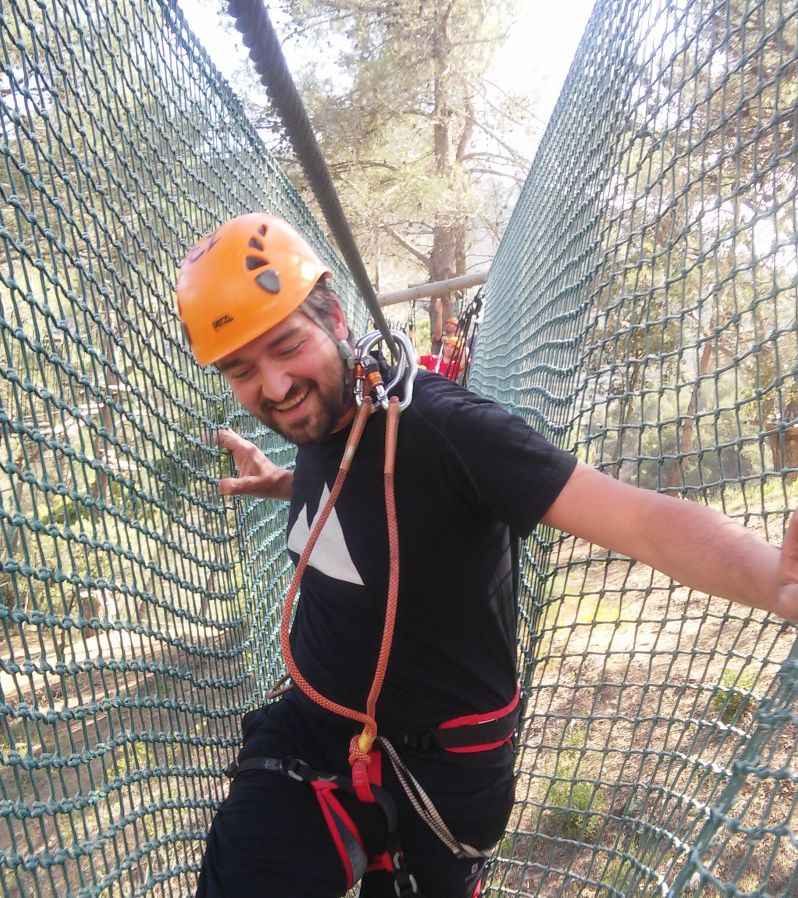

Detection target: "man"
[176, 213, 798, 898]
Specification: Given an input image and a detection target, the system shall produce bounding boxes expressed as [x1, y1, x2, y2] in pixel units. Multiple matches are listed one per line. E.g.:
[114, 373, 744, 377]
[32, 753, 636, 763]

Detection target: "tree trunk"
[611, 361, 641, 476]
[668, 333, 715, 489]
[427, 0, 457, 353]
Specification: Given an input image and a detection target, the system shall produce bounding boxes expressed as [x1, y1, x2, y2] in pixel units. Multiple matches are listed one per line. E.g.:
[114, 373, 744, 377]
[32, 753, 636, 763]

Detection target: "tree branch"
[381, 224, 431, 267]
[328, 159, 400, 175]
[468, 167, 526, 182]
[455, 94, 476, 162]
[473, 120, 531, 168]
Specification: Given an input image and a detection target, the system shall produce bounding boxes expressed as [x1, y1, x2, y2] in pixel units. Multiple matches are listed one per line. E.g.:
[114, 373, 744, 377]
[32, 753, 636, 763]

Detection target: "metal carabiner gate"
[353, 330, 417, 412]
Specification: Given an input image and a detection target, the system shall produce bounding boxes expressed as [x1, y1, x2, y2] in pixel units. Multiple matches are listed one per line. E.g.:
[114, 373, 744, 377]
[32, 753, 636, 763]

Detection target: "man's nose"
[257, 361, 292, 405]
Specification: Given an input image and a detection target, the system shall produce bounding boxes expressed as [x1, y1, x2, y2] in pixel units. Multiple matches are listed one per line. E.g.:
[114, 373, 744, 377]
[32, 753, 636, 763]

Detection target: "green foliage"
[541, 724, 607, 842]
[267, 0, 539, 294]
[710, 662, 763, 724]
[3, 867, 20, 896]
[550, 779, 604, 841]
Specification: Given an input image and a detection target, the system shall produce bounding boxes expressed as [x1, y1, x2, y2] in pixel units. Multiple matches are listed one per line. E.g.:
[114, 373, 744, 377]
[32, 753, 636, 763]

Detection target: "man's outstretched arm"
[541, 461, 798, 622]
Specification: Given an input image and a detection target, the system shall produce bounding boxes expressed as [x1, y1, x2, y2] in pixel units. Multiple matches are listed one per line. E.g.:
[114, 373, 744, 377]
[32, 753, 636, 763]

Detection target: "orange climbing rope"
[280, 395, 402, 767]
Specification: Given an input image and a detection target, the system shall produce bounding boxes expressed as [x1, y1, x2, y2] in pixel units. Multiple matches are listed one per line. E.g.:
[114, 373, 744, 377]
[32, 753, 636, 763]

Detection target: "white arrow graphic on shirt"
[287, 484, 364, 585]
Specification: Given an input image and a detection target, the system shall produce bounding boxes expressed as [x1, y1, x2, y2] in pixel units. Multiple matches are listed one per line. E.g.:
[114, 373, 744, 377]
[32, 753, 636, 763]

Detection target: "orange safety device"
[176, 213, 332, 366]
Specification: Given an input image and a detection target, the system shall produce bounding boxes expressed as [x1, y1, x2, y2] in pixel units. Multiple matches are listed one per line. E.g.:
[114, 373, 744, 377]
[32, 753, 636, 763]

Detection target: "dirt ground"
[0, 619, 245, 898]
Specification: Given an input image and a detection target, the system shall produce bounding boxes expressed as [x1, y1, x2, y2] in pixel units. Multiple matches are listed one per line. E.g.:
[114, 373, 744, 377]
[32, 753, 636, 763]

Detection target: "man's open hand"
[215, 429, 293, 501]
[773, 512, 798, 623]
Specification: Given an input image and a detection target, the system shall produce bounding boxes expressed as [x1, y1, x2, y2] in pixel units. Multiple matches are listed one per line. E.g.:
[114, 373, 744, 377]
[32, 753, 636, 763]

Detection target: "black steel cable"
[226, 0, 397, 355]
[456, 289, 483, 388]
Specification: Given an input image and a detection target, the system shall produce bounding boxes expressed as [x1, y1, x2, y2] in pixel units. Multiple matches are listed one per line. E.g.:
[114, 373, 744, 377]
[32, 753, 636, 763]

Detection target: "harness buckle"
[354, 330, 417, 412]
[281, 757, 312, 782]
[393, 872, 420, 896]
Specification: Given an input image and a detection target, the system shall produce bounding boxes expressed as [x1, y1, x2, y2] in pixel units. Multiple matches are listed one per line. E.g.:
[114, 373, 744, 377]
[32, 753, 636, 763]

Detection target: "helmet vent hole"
[248, 236, 264, 250]
[245, 254, 269, 270]
[255, 269, 281, 294]
[257, 224, 268, 237]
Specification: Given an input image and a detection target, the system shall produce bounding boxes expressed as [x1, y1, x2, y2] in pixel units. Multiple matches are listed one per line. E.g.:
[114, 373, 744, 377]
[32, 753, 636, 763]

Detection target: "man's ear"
[329, 299, 350, 341]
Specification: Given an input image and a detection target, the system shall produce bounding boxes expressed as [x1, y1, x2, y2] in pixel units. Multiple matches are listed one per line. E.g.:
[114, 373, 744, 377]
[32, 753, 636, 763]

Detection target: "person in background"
[444, 315, 468, 370]
[418, 336, 463, 380]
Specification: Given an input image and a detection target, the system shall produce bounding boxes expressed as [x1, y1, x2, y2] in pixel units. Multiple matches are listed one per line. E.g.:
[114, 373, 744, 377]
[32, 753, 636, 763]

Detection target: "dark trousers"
[197, 694, 515, 898]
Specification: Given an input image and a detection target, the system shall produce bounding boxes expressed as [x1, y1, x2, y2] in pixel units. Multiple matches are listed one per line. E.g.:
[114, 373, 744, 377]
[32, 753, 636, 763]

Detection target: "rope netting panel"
[1, 0, 797, 895]
[0, 1, 365, 895]
[470, 0, 798, 895]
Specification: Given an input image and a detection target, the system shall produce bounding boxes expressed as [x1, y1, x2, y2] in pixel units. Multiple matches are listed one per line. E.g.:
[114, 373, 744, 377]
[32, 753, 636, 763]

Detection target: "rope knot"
[348, 733, 372, 767]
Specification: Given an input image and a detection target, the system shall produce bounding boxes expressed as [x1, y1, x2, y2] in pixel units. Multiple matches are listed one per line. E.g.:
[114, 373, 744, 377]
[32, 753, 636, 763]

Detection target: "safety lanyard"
[280, 332, 416, 770]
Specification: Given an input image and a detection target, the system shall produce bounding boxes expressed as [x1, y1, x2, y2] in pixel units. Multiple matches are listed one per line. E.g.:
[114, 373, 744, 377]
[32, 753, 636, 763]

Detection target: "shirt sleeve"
[431, 386, 577, 537]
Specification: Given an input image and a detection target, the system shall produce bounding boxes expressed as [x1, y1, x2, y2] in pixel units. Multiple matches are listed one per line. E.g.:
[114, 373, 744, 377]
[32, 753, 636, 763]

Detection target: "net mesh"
[471, 0, 798, 894]
[0, 2, 363, 895]
[0, 0, 796, 896]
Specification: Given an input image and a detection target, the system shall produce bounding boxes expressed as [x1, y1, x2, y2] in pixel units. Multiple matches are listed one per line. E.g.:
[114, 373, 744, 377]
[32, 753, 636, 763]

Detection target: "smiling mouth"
[272, 387, 310, 413]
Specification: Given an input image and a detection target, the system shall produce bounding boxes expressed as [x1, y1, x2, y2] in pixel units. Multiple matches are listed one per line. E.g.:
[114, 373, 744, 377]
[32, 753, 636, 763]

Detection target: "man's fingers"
[783, 510, 798, 556]
[219, 475, 271, 498]
[775, 582, 798, 624]
[215, 428, 254, 453]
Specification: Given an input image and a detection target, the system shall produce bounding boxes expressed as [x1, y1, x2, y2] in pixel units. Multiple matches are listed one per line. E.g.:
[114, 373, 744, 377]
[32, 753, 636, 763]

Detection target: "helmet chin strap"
[336, 338, 355, 374]
[299, 305, 356, 403]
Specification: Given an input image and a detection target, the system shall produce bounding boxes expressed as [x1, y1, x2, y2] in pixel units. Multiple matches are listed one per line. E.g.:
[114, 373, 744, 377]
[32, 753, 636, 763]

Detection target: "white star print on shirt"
[287, 484, 365, 585]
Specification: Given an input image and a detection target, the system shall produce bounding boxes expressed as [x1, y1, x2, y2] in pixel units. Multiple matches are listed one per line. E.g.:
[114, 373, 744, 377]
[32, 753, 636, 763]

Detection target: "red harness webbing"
[395, 684, 521, 753]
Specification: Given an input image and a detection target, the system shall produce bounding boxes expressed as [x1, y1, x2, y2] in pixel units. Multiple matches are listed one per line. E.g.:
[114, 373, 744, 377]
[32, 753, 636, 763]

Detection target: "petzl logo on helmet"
[212, 314, 234, 330]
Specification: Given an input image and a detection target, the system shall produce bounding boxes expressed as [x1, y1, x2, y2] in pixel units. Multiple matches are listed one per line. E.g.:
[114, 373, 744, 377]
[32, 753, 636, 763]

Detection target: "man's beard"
[257, 377, 353, 446]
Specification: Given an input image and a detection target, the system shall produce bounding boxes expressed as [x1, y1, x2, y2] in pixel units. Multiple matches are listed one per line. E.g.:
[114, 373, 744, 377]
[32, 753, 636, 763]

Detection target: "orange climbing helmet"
[176, 212, 332, 366]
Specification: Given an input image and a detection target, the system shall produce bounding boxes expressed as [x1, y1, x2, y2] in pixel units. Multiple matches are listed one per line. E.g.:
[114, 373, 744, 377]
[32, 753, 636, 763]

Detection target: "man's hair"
[300, 280, 353, 347]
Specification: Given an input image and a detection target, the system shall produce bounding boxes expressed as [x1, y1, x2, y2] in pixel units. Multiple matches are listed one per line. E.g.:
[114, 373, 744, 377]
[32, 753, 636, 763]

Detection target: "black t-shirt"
[286, 371, 576, 736]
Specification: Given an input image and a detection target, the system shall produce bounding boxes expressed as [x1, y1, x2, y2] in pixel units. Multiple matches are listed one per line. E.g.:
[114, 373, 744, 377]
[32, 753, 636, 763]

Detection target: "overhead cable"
[226, 0, 397, 354]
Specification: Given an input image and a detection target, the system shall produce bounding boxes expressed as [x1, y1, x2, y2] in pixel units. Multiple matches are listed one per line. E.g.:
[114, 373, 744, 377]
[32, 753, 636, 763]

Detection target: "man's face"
[216, 307, 353, 445]
[444, 321, 457, 336]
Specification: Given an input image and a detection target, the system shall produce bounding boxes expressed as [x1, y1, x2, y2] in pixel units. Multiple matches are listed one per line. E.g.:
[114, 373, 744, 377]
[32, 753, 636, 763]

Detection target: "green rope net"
[0, 0, 795, 896]
[471, 0, 798, 894]
[0, 2, 364, 895]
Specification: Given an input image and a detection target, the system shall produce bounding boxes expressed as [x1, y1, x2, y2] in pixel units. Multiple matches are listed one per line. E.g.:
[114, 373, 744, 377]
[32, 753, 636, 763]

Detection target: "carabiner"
[353, 330, 417, 412]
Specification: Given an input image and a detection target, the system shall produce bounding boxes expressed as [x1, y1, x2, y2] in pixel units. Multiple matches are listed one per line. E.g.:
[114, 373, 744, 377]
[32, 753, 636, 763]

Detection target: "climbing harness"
[224, 755, 420, 895]
[395, 684, 521, 754]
